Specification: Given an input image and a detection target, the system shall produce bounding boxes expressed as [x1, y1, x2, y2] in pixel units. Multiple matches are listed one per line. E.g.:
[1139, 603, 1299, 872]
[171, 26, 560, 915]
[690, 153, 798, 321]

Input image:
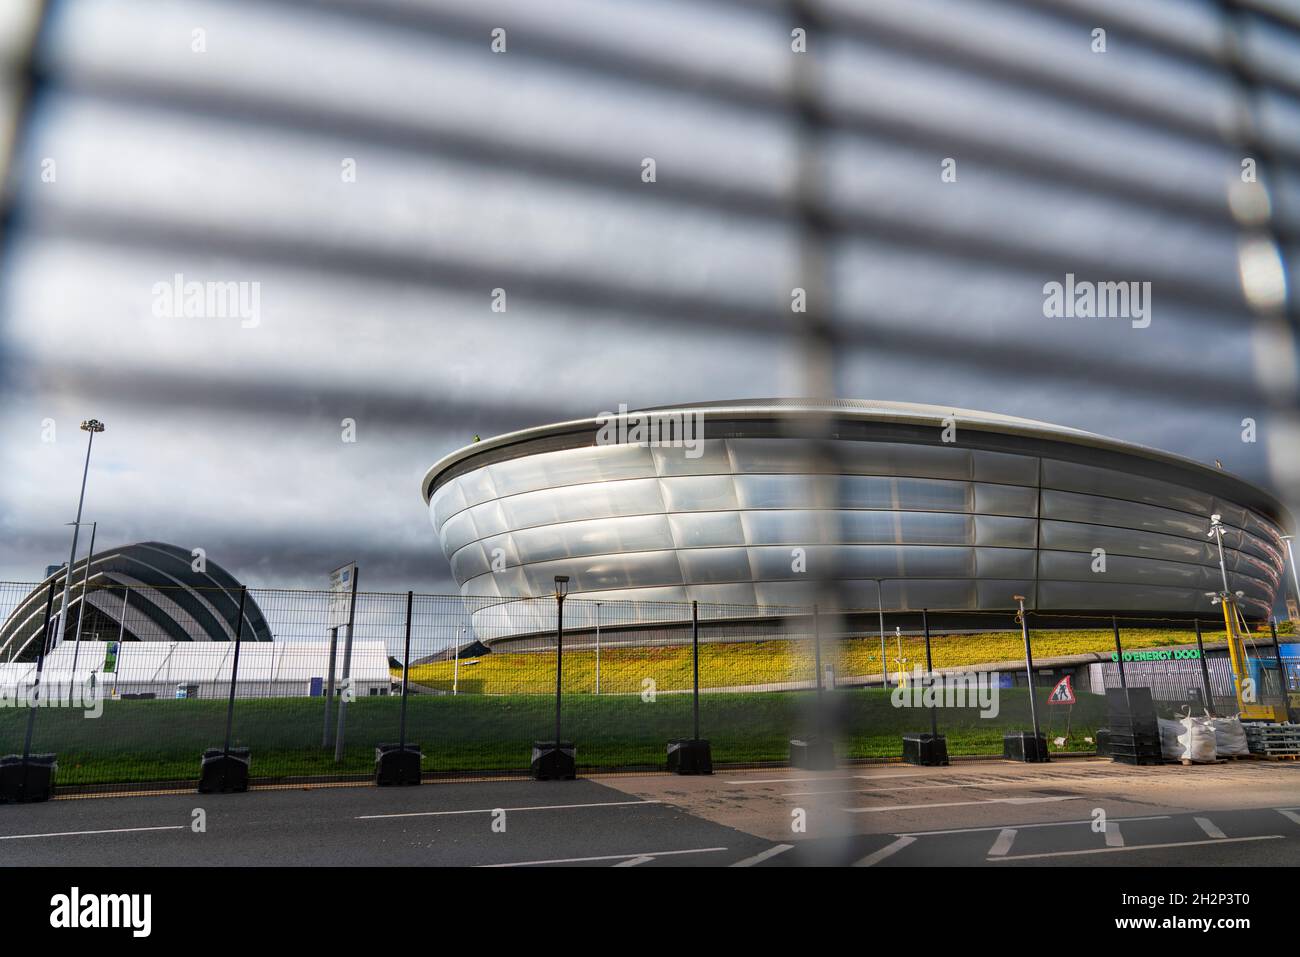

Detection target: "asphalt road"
[0, 779, 774, 867]
[3, 757, 1299, 866]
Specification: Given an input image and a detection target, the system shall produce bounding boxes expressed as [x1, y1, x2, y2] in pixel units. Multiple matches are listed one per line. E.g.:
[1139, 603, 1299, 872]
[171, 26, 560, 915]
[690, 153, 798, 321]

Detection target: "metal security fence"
[0, 580, 1292, 791]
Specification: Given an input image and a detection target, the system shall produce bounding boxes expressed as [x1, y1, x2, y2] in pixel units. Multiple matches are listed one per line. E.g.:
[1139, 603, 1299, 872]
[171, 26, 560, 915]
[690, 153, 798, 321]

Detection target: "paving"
[2, 756, 1297, 866]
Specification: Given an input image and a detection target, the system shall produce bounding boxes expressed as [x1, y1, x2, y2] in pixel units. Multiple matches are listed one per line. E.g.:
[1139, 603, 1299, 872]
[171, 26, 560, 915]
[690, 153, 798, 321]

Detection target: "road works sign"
[1047, 674, 1076, 705]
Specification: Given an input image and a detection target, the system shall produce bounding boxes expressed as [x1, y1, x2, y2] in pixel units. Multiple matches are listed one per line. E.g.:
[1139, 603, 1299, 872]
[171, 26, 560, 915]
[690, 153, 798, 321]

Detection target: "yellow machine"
[1208, 515, 1289, 723]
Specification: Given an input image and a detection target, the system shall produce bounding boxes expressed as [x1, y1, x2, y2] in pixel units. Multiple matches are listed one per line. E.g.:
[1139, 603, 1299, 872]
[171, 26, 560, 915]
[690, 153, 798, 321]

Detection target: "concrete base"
[902, 733, 950, 767]
[198, 748, 250, 793]
[667, 739, 713, 775]
[1002, 732, 1050, 763]
[531, 742, 576, 780]
[789, 737, 836, 770]
[0, 754, 57, 804]
[375, 743, 423, 786]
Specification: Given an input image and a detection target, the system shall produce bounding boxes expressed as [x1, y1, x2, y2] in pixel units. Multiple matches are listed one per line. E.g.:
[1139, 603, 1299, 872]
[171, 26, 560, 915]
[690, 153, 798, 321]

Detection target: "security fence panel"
[0, 580, 1294, 790]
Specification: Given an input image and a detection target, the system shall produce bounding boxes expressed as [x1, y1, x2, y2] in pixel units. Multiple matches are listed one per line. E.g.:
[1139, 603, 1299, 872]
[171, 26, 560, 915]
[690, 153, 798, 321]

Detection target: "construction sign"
[1047, 674, 1075, 705]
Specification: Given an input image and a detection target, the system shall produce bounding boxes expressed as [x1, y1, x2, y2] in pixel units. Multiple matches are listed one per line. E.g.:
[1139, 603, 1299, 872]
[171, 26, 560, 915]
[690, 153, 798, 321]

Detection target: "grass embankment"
[405, 626, 1256, 695]
[0, 688, 1106, 787]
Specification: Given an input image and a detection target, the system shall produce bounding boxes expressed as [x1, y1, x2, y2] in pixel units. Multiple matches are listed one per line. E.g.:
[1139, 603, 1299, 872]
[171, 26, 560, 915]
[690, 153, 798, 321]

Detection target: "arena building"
[422, 400, 1291, 639]
[0, 541, 272, 662]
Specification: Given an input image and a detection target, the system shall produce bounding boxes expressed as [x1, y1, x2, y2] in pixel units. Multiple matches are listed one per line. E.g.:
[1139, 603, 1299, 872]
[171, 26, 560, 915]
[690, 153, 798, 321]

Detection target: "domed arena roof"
[0, 542, 271, 662]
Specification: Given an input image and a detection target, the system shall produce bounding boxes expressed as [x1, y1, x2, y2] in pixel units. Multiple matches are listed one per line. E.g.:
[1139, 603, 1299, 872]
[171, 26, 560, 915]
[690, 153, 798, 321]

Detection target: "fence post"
[923, 608, 937, 739]
[692, 600, 700, 741]
[322, 625, 338, 746]
[334, 568, 360, 762]
[399, 591, 413, 750]
[812, 604, 823, 693]
[1194, 619, 1214, 715]
[1013, 596, 1045, 759]
[1112, 616, 1127, 690]
[553, 591, 564, 751]
[21, 581, 59, 764]
[221, 586, 248, 757]
[1270, 618, 1292, 721]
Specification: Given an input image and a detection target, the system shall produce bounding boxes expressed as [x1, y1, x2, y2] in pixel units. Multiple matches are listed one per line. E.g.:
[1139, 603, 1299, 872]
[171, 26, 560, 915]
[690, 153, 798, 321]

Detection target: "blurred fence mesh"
[0, 580, 1293, 790]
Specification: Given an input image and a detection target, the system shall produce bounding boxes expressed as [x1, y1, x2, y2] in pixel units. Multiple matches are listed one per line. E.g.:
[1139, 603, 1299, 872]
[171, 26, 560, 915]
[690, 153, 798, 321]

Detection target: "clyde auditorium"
[422, 400, 1290, 636]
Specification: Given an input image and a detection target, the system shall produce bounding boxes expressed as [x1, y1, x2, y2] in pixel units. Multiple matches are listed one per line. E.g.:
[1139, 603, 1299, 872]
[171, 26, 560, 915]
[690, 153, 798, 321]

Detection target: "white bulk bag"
[1208, 716, 1250, 757]
[1158, 718, 1185, 760]
[1179, 716, 1218, 763]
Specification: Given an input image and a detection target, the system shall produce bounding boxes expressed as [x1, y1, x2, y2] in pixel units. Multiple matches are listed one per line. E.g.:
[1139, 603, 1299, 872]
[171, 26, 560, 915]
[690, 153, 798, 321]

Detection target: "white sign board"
[328, 562, 357, 629]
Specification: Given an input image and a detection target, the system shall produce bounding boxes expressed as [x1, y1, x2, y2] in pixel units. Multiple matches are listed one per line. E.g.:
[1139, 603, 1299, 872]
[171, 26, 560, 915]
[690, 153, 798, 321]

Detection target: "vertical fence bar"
[692, 600, 700, 741]
[399, 591, 413, 750]
[1194, 619, 1214, 715]
[222, 586, 248, 757]
[322, 625, 338, 746]
[334, 569, 360, 762]
[812, 604, 823, 693]
[21, 581, 58, 763]
[553, 593, 564, 748]
[923, 608, 937, 738]
[1111, 616, 1127, 690]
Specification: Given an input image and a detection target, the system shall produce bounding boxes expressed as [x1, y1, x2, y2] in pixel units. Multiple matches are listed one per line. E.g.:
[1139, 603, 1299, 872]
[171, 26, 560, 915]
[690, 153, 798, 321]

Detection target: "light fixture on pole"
[532, 575, 575, 779]
[552, 575, 569, 747]
[56, 419, 105, 649]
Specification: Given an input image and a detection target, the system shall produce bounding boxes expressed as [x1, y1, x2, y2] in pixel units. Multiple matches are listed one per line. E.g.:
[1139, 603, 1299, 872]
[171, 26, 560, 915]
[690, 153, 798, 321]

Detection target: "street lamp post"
[531, 575, 575, 780]
[552, 575, 569, 752]
[56, 419, 104, 649]
[872, 578, 887, 688]
[69, 520, 97, 674]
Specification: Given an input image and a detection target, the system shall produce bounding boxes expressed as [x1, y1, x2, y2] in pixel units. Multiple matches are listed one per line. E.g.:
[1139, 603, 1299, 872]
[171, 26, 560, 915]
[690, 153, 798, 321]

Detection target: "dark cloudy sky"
[1, 0, 1295, 594]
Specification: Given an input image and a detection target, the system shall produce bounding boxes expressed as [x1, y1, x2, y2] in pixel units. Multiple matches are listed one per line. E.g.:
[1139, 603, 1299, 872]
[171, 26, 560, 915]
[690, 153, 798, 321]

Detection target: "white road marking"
[853, 836, 917, 867]
[990, 835, 1283, 862]
[1276, 808, 1300, 826]
[0, 825, 185, 841]
[846, 795, 1081, 814]
[358, 799, 660, 820]
[480, 847, 727, 867]
[1104, 822, 1124, 847]
[988, 828, 1017, 857]
[786, 779, 1111, 797]
[614, 856, 653, 867]
[899, 815, 1170, 837]
[1194, 817, 1227, 839]
[733, 772, 933, 786]
[730, 843, 794, 867]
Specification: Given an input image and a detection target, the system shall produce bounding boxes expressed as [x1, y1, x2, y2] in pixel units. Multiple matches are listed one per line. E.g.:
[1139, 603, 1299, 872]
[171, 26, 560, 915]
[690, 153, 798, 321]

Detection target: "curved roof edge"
[420, 399, 1291, 529]
[0, 541, 273, 661]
